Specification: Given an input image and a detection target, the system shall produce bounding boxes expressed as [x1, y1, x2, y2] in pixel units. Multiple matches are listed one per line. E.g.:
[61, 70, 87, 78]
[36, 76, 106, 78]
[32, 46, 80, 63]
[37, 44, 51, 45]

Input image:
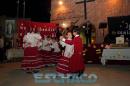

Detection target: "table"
[6, 48, 24, 60]
[101, 48, 130, 65]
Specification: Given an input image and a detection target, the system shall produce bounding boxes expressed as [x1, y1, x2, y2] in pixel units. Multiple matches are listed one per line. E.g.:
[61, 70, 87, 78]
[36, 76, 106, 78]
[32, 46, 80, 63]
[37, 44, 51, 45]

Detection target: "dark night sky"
[0, 0, 51, 22]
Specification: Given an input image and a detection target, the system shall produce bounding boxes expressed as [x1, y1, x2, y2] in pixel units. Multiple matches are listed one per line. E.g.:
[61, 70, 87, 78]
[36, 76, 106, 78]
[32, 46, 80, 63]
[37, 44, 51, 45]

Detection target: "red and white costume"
[63, 35, 85, 73]
[51, 41, 60, 53]
[56, 39, 74, 74]
[40, 37, 52, 66]
[51, 41, 61, 64]
[21, 32, 43, 71]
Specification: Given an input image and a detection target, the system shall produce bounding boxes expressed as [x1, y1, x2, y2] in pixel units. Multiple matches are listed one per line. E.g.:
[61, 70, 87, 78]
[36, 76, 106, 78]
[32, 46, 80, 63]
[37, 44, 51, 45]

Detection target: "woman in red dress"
[21, 31, 43, 73]
[40, 36, 52, 66]
[56, 32, 74, 74]
[60, 28, 85, 77]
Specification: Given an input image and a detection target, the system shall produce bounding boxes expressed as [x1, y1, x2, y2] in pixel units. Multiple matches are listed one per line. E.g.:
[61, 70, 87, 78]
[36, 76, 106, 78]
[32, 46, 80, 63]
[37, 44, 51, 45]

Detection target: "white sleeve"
[37, 34, 42, 47]
[41, 40, 46, 49]
[64, 44, 74, 58]
[39, 34, 42, 40]
[23, 35, 27, 42]
[53, 42, 61, 52]
[68, 45, 74, 58]
[62, 38, 66, 42]
[50, 44, 54, 48]
[36, 34, 42, 40]
[23, 35, 28, 48]
[60, 41, 66, 47]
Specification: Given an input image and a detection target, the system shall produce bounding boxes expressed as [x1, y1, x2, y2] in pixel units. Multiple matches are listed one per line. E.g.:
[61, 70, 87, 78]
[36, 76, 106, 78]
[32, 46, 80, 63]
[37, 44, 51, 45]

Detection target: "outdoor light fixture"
[58, 0, 63, 5]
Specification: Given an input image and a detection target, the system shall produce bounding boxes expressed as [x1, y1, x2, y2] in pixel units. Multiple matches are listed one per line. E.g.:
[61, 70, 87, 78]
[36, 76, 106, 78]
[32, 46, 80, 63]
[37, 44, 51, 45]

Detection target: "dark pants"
[85, 35, 91, 46]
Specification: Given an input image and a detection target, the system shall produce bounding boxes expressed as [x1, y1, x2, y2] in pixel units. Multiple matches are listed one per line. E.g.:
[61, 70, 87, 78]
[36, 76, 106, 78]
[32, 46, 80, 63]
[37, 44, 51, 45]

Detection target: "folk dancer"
[50, 38, 61, 65]
[40, 36, 52, 66]
[21, 31, 43, 73]
[56, 32, 74, 75]
[60, 28, 85, 78]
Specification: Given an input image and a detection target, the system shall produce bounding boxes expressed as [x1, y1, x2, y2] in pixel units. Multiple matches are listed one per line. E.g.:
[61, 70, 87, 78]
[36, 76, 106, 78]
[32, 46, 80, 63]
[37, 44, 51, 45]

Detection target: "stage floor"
[0, 62, 130, 86]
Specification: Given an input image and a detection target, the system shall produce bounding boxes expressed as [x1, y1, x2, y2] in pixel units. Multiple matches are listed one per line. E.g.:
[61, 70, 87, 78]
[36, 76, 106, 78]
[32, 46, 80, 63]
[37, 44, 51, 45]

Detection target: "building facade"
[51, 0, 130, 43]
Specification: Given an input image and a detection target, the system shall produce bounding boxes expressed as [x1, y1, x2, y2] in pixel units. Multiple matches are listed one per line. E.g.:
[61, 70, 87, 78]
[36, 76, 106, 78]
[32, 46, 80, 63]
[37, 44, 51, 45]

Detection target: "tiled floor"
[0, 62, 130, 86]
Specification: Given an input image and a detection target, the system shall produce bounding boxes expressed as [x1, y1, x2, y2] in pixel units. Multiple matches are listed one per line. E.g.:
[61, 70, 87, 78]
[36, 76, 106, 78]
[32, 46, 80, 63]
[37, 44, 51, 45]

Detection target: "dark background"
[0, 0, 51, 22]
[104, 15, 130, 43]
[108, 15, 130, 39]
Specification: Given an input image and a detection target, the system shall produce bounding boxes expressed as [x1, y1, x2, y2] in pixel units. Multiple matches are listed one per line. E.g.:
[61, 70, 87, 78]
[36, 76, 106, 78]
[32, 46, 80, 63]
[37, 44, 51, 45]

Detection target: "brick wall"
[51, 0, 130, 43]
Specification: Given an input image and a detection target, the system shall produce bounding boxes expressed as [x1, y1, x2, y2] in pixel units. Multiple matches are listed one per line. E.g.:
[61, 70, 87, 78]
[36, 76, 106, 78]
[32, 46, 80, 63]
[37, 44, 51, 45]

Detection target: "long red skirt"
[56, 56, 70, 74]
[40, 50, 52, 65]
[40, 50, 61, 65]
[21, 47, 44, 70]
[51, 52, 61, 64]
[69, 54, 85, 73]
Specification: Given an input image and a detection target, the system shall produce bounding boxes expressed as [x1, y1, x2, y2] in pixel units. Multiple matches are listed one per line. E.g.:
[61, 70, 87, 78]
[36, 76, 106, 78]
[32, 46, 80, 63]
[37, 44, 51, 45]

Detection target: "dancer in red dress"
[60, 28, 85, 77]
[40, 36, 52, 66]
[56, 32, 74, 74]
[50, 38, 61, 65]
[21, 31, 43, 73]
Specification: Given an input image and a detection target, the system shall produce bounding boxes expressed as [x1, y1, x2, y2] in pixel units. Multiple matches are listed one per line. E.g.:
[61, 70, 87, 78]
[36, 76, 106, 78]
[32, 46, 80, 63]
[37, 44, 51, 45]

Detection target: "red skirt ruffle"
[40, 50, 61, 65]
[69, 54, 85, 73]
[56, 56, 70, 74]
[21, 47, 44, 70]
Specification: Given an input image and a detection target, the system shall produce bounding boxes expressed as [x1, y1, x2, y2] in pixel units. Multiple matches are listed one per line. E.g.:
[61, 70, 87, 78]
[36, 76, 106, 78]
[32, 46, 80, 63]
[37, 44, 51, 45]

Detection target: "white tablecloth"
[101, 48, 130, 65]
[6, 48, 24, 60]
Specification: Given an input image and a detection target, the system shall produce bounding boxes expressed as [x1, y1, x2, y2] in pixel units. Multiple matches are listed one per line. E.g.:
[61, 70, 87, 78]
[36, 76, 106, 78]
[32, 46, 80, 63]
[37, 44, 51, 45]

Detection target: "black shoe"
[33, 70, 40, 73]
[69, 76, 73, 79]
[78, 71, 83, 77]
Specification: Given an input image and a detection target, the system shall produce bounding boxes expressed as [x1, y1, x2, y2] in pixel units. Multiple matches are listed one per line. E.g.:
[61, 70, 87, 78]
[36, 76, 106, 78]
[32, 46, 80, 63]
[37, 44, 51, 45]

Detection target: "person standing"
[55, 24, 62, 40]
[21, 31, 43, 73]
[51, 38, 61, 53]
[60, 28, 85, 78]
[50, 38, 61, 65]
[0, 35, 5, 63]
[84, 21, 92, 46]
[40, 36, 52, 66]
[56, 32, 74, 74]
